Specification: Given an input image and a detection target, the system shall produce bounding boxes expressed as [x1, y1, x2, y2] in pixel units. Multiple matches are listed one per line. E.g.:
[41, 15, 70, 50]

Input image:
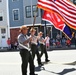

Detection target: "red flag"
[37, 0, 76, 30]
[42, 11, 73, 39]
[42, 11, 65, 31]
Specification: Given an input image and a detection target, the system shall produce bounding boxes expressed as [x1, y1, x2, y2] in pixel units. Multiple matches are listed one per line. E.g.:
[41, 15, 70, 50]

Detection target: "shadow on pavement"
[35, 65, 76, 75]
[51, 68, 76, 75]
[41, 67, 76, 75]
[35, 66, 45, 72]
[64, 61, 76, 65]
[35, 66, 41, 72]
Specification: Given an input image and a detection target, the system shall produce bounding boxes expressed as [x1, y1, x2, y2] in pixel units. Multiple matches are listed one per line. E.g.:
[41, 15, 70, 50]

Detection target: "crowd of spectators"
[6, 33, 76, 50]
[50, 33, 76, 48]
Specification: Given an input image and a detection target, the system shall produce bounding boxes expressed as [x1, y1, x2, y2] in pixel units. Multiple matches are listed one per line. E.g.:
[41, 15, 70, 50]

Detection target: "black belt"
[31, 43, 37, 46]
[20, 49, 28, 51]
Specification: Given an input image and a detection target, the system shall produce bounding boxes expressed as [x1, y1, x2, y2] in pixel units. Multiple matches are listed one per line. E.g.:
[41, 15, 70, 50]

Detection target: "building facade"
[9, 0, 24, 44]
[9, 0, 41, 44]
[0, 0, 76, 48]
[10, 0, 45, 44]
[9, 0, 76, 46]
[0, 0, 10, 48]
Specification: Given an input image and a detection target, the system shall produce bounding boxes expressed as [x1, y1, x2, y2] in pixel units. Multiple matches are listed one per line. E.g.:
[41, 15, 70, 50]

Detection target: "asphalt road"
[0, 50, 76, 75]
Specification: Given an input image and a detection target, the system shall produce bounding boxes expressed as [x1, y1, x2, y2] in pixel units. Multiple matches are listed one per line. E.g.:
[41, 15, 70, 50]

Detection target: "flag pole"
[31, 0, 33, 26]
[41, 10, 47, 37]
[45, 21, 47, 37]
[33, 6, 38, 28]
[33, 13, 36, 28]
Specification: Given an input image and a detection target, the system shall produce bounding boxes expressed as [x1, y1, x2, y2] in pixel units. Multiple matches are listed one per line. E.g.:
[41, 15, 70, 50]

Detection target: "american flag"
[37, 0, 76, 30]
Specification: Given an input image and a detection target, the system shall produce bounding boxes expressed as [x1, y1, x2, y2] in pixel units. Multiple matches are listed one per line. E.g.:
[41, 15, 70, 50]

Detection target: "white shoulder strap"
[19, 43, 31, 51]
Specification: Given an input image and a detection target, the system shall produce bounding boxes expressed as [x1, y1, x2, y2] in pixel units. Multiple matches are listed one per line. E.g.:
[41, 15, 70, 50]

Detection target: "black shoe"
[33, 74, 38, 75]
[38, 63, 44, 66]
[45, 59, 50, 62]
[34, 74, 38, 75]
[30, 73, 38, 75]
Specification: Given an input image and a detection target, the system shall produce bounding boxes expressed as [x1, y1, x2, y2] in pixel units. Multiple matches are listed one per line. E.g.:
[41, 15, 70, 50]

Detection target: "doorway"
[46, 26, 52, 38]
[0, 28, 7, 48]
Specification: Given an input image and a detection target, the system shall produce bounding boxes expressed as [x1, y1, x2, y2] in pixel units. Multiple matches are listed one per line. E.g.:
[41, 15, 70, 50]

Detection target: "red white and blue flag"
[37, 0, 76, 30]
[42, 11, 73, 39]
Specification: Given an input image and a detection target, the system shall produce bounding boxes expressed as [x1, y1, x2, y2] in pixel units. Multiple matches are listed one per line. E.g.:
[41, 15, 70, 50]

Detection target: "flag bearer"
[17, 25, 37, 75]
[38, 31, 50, 62]
[30, 28, 43, 66]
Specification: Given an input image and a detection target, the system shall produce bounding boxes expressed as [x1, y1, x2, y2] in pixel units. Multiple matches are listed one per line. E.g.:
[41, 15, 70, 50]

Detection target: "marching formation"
[17, 25, 50, 75]
[13, 0, 76, 75]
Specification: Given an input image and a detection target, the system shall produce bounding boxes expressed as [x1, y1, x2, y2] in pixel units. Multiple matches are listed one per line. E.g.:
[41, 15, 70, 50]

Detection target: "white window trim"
[12, 8, 20, 21]
[1, 28, 6, 34]
[25, 6, 31, 18]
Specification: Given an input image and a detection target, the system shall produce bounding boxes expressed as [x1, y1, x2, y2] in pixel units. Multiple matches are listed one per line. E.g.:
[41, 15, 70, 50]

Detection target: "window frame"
[12, 0, 19, 2]
[0, 0, 2, 2]
[25, 6, 31, 18]
[73, 0, 76, 4]
[32, 5, 38, 17]
[1, 28, 6, 34]
[12, 9, 20, 21]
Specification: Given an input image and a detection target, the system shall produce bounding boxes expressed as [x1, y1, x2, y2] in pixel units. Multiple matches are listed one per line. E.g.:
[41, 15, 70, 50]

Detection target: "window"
[25, 6, 31, 18]
[32, 5, 38, 17]
[73, 0, 76, 4]
[0, 12, 3, 21]
[1, 28, 6, 34]
[13, 9, 20, 21]
[2, 36, 5, 38]
[12, 0, 19, 2]
[0, 0, 2, 2]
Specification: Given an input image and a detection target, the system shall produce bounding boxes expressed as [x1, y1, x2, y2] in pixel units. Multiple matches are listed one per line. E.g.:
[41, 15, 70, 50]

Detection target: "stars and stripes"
[37, 0, 76, 30]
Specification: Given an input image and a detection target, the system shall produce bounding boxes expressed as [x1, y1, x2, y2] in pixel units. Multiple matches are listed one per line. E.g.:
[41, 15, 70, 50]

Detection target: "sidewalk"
[0, 45, 76, 52]
[0, 47, 19, 52]
[49, 45, 76, 50]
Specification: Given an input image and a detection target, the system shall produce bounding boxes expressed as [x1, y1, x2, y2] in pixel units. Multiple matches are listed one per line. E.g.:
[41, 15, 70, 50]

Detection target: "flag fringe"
[63, 31, 74, 40]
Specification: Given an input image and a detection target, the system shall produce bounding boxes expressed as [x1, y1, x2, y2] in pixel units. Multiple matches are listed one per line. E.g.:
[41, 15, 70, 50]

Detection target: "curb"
[0, 47, 76, 52]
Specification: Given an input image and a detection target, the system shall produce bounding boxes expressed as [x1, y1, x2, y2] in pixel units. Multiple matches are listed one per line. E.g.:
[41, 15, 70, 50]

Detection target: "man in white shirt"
[17, 25, 37, 75]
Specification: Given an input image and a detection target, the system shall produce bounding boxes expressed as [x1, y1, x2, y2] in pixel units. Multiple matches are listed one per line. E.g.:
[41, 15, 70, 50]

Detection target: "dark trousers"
[40, 44, 48, 61]
[31, 44, 42, 65]
[20, 49, 35, 75]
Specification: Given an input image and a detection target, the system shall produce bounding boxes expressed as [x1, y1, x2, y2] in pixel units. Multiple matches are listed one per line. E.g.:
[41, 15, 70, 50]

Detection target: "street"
[0, 50, 76, 75]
